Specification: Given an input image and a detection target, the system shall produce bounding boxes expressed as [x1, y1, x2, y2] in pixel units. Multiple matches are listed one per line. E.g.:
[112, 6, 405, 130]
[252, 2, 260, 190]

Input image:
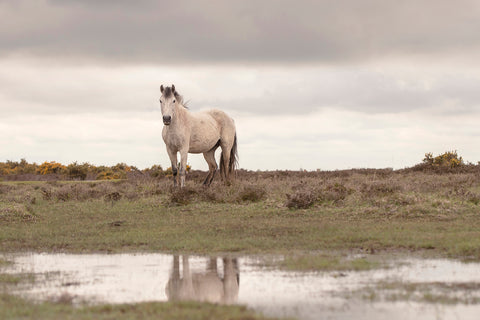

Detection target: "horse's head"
[160, 84, 179, 125]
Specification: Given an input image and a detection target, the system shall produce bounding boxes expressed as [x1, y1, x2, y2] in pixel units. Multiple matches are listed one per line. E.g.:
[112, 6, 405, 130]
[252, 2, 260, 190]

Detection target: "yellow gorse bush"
[95, 163, 133, 180]
[0, 159, 38, 175]
[0, 160, 159, 180]
[423, 151, 464, 168]
[36, 161, 66, 175]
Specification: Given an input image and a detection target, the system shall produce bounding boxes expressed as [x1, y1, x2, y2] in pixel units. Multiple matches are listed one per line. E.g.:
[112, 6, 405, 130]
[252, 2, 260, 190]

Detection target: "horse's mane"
[163, 86, 188, 109]
[175, 91, 189, 108]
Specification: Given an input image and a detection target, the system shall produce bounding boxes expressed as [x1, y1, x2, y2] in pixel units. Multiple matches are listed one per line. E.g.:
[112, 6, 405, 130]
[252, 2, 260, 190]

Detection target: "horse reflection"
[166, 256, 239, 304]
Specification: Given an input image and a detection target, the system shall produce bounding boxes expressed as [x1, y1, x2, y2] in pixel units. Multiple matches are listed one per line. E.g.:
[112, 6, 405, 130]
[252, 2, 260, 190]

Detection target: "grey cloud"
[1, 0, 479, 64]
[2, 64, 479, 118]
[193, 71, 480, 116]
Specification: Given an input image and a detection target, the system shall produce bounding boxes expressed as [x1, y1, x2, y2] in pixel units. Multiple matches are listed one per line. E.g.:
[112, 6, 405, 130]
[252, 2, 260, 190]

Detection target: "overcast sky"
[1, 0, 480, 171]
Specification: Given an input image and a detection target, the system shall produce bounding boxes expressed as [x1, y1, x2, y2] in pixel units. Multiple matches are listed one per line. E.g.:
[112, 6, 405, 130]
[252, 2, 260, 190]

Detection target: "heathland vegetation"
[1, 151, 480, 258]
[0, 159, 177, 181]
[1, 151, 480, 319]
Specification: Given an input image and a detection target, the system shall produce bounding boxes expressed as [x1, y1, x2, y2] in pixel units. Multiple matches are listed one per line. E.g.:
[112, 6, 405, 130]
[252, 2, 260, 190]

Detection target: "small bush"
[66, 162, 92, 180]
[407, 150, 473, 173]
[0, 159, 38, 175]
[96, 169, 125, 180]
[104, 192, 122, 202]
[145, 165, 164, 178]
[200, 186, 227, 203]
[285, 189, 318, 209]
[36, 161, 66, 175]
[169, 187, 198, 205]
[423, 151, 464, 168]
[237, 185, 266, 202]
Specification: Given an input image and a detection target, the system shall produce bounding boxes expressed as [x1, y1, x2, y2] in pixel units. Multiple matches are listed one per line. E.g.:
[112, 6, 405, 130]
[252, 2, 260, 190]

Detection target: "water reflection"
[2, 253, 480, 320]
[166, 256, 239, 304]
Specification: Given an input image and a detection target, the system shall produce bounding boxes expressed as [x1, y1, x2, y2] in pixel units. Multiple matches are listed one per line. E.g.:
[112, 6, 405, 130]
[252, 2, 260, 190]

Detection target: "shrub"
[104, 192, 122, 202]
[423, 151, 465, 168]
[66, 162, 92, 180]
[237, 185, 267, 202]
[145, 164, 164, 178]
[169, 187, 198, 205]
[36, 161, 66, 175]
[0, 159, 38, 176]
[95, 163, 132, 180]
[200, 185, 227, 203]
[285, 189, 318, 209]
[96, 169, 120, 180]
[95, 165, 128, 180]
[112, 163, 132, 173]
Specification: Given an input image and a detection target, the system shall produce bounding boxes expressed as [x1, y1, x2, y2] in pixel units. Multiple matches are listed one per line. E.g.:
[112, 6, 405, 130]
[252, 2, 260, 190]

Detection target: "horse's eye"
[173, 100, 176, 103]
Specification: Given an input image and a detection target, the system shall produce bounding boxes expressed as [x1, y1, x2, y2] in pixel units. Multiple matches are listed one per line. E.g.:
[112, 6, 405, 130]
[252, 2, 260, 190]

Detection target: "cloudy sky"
[1, 0, 480, 171]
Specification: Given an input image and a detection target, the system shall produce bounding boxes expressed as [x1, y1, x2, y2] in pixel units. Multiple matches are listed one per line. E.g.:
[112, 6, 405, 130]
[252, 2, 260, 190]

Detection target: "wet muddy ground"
[2, 253, 480, 320]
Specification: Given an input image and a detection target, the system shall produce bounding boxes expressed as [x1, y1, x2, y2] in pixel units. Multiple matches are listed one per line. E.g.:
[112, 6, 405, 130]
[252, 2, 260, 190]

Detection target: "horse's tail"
[229, 133, 238, 176]
[220, 133, 238, 179]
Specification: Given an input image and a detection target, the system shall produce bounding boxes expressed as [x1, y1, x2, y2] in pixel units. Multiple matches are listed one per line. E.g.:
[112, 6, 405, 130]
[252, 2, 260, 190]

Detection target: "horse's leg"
[166, 148, 178, 187]
[220, 143, 232, 183]
[202, 150, 218, 186]
[179, 149, 188, 188]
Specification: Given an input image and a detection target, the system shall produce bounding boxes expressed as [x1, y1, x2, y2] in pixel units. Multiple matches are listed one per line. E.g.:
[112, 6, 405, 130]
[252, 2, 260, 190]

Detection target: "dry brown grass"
[3, 166, 480, 212]
[2, 166, 480, 259]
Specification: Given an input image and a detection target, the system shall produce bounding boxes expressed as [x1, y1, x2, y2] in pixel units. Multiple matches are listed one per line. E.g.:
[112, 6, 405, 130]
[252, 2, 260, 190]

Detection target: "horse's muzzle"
[163, 115, 171, 125]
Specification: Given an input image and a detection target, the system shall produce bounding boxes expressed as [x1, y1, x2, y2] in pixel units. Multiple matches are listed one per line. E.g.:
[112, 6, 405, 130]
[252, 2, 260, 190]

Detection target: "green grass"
[2, 170, 480, 261]
[352, 281, 480, 305]
[2, 197, 480, 259]
[0, 294, 281, 320]
[0, 198, 472, 255]
[277, 253, 382, 272]
[2, 168, 480, 259]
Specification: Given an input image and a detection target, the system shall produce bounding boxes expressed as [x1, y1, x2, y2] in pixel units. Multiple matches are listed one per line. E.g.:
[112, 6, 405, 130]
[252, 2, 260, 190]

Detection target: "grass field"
[1, 168, 480, 259]
[2, 167, 480, 319]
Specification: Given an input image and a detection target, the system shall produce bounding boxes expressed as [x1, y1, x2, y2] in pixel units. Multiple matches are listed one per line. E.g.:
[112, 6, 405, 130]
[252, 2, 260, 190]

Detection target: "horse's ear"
[172, 84, 175, 93]
[160, 85, 164, 93]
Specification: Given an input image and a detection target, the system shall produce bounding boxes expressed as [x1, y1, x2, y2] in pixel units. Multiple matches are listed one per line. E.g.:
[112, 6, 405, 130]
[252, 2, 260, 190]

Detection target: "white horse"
[165, 255, 239, 304]
[160, 84, 238, 187]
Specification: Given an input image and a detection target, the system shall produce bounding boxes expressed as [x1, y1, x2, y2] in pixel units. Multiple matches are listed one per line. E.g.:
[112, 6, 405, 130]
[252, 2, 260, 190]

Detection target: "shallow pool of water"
[2, 253, 480, 320]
